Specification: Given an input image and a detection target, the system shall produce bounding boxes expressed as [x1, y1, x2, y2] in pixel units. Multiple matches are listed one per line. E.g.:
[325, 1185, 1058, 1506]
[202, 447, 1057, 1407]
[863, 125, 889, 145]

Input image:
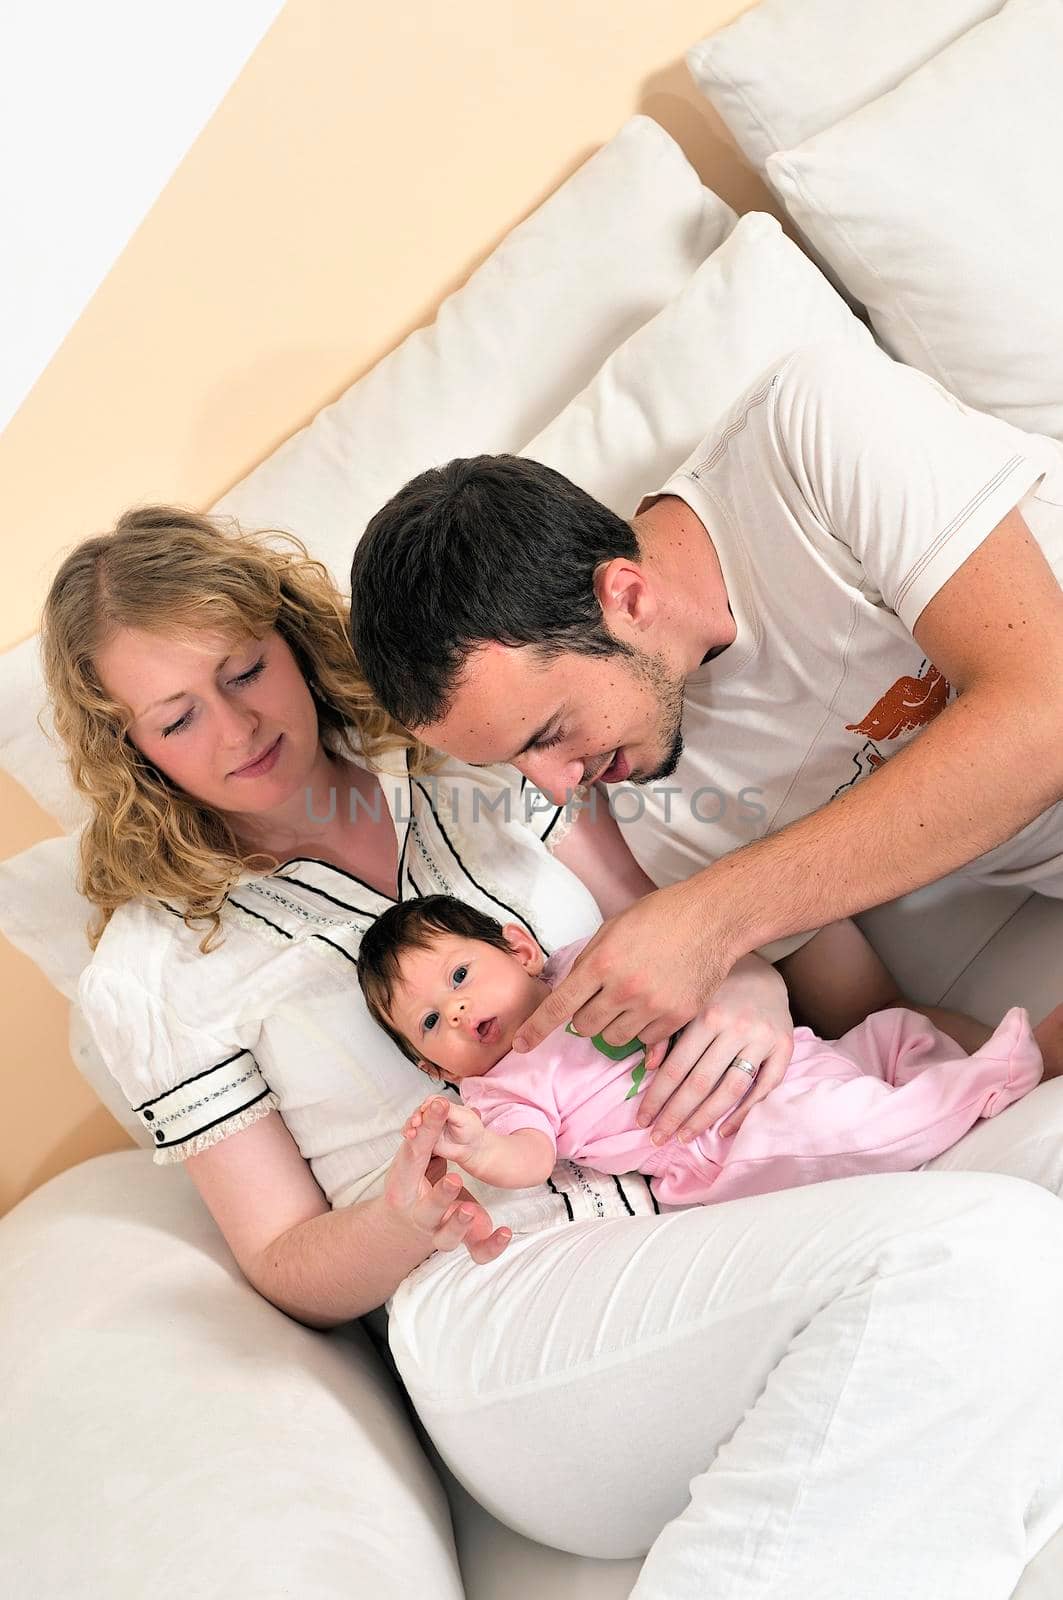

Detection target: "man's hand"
[513, 879, 737, 1054]
[635, 952, 795, 1143]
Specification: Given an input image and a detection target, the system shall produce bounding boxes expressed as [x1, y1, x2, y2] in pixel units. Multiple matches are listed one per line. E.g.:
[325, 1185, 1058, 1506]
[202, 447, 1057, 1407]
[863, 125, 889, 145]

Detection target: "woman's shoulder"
[87, 893, 260, 998]
[90, 894, 219, 980]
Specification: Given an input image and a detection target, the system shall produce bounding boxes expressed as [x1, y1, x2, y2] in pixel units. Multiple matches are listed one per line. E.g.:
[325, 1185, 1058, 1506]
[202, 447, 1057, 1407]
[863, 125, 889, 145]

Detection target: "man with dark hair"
[350, 342, 1063, 1114]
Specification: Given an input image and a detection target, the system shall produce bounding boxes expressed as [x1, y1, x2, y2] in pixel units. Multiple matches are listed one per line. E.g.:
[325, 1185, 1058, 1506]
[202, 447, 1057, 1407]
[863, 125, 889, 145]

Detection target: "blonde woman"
[43, 506, 1063, 1599]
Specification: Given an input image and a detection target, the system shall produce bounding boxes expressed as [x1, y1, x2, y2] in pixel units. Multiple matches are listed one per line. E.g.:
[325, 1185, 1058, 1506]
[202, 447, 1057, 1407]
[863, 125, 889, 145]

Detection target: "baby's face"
[389, 930, 547, 1080]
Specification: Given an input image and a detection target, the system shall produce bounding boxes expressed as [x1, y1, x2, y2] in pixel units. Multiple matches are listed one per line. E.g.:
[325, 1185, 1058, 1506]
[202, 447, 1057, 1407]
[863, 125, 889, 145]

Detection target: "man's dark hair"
[357, 894, 514, 1063]
[348, 454, 639, 728]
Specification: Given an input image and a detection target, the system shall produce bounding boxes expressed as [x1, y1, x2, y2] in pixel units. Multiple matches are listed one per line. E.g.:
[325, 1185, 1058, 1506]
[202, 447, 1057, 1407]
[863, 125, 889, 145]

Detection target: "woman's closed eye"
[161, 657, 266, 737]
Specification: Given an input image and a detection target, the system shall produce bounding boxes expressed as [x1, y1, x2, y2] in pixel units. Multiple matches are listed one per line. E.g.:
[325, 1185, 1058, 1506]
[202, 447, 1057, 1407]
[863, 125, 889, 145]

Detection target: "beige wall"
[0, 0, 773, 1208]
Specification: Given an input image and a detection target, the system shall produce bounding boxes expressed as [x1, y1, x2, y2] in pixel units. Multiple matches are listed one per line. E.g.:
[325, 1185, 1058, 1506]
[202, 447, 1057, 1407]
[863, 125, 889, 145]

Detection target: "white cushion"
[0, 635, 88, 830]
[0, 1151, 465, 1598]
[0, 115, 734, 830]
[0, 832, 91, 1001]
[765, 0, 1063, 438]
[687, 0, 1001, 172]
[211, 116, 734, 583]
[521, 210, 872, 512]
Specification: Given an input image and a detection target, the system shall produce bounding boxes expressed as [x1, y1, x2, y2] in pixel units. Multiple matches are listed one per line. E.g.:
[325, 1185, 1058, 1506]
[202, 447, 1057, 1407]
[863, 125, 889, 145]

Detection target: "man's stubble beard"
[630, 648, 686, 785]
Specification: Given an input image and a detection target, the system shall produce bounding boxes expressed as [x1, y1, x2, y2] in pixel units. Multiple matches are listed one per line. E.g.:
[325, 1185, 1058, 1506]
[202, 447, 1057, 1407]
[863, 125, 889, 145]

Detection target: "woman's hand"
[385, 1096, 511, 1265]
[403, 1096, 487, 1170]
[634, 953, 795, 1144]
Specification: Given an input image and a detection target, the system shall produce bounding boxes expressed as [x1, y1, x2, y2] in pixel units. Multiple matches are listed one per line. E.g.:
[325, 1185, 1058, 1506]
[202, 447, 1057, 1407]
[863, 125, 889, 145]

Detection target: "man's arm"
[516, 507, 1063, 1051]
[710, 506, 1063, 954]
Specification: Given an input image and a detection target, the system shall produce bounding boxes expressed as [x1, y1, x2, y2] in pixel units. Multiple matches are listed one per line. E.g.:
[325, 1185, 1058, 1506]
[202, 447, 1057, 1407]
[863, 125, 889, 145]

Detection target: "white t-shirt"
[617, 342, 1063, 960]
[78, 742, 663, 1234]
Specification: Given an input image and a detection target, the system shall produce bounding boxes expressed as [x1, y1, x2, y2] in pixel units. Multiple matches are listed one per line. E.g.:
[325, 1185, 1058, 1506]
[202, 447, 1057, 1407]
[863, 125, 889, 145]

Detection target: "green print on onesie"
[566, 1023, 647, 1100]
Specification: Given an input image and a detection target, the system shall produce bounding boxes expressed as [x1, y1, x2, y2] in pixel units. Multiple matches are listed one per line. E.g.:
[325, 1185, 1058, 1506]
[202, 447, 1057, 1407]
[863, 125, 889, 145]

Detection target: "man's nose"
[519, 753, 583, 806]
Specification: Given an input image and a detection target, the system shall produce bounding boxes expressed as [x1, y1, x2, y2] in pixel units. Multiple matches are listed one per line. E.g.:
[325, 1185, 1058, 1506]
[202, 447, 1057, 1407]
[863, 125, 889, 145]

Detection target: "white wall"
[0, 0, 284, 432]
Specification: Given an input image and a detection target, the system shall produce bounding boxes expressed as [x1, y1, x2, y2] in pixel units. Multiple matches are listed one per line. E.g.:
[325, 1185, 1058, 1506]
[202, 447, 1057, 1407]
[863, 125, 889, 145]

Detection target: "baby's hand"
[404, 1096, 486, 1167]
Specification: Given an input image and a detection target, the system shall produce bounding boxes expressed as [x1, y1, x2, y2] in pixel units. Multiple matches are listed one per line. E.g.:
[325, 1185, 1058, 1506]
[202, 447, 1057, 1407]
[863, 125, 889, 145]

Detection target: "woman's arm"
[186, 1105, 510, 1330]
[551, 786, 658, 917]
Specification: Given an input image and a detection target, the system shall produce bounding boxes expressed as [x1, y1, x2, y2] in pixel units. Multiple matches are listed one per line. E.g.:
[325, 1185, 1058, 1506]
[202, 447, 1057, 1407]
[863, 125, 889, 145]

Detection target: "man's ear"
[502, 923, 545, 975]
[593, 556, 655, 637]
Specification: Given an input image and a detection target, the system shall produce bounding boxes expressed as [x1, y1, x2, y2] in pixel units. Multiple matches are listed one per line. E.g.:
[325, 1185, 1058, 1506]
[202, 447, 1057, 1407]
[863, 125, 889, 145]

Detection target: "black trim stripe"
[155, 1087, 273, 1149]
[545, 1173, 574, 1222]
[539, 806, 563, 844]
[414, 781, 543, 947]
[272, 873, 382, 918]
[132, 1048, 254, 1112]
[237, 892, 364, 969]
[645, 1175, 661, 1215]
[397, 755, 414, 890]
[612, 1176, 635, 1217]
[309, 932, 359, 966]
[227, 898, 295, 939]
[276, 856, 399, 906]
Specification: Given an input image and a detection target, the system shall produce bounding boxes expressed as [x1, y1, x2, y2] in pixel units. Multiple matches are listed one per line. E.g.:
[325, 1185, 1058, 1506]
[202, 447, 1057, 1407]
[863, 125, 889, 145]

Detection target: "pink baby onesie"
[460, 939, 1043, 1205]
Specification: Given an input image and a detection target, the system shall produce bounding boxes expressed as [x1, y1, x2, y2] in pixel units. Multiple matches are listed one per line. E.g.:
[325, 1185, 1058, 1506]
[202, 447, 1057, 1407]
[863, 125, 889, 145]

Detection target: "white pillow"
[765, 0, 1063, 439]
[521, 210, 873, 512]
[687, 0, 1001, 172]
[211, 116, 735, 582]
[0, 115, 735, 831]
[0, 832, 93, 1002]
[0, 637, 88, 830]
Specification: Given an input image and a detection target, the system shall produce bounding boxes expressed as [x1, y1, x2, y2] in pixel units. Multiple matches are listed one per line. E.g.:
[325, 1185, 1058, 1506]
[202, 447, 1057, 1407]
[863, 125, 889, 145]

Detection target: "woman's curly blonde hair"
[41, 505, 425, 952]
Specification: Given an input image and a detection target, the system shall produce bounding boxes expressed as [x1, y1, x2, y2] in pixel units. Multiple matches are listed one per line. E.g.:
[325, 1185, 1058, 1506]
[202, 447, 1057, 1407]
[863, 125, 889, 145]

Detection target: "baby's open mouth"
[476, 1017, 500, 1044]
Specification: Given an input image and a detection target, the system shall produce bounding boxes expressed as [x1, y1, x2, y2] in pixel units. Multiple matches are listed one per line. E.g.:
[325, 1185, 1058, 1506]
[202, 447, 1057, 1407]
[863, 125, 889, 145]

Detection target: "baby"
[357, 895, 1046, 1205]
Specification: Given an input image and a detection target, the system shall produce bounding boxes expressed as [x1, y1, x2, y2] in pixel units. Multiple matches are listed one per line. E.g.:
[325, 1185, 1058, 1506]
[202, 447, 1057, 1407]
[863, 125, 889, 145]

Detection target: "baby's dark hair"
[357, 894, 513, 1063]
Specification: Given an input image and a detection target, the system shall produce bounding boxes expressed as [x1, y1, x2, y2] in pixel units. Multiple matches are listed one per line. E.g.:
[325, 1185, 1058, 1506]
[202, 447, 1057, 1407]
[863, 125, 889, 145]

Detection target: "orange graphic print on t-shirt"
[845, 663, 951, 743]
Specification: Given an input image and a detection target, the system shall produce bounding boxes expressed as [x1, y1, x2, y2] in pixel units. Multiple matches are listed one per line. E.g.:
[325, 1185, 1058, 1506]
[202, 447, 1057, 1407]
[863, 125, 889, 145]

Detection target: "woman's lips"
[230, 734, 282, 778]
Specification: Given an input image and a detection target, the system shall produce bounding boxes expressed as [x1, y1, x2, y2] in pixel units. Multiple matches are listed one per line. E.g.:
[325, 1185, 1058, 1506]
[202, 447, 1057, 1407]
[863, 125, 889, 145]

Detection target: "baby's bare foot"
[1034, 1003, 1063, 1079]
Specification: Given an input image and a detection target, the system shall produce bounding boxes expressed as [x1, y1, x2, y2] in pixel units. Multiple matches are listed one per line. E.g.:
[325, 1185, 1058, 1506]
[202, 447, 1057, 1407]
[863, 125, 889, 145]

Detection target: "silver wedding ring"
[730, 1056, 759, 1079]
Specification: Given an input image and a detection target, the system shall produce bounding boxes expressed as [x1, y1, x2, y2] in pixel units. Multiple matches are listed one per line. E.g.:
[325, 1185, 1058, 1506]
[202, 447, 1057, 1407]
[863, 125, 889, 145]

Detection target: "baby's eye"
[452, 965, 468, 986]
[423, 1011, 439, 1033]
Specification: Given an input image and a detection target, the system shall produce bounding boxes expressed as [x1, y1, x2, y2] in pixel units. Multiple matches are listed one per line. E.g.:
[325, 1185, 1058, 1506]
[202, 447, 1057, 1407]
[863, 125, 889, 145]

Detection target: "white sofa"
[5, 6, 1063, 1582]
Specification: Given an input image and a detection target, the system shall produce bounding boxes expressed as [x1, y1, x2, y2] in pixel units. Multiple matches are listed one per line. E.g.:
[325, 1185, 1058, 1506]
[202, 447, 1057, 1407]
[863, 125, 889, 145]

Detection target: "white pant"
[389, 1077, 1063, 1600]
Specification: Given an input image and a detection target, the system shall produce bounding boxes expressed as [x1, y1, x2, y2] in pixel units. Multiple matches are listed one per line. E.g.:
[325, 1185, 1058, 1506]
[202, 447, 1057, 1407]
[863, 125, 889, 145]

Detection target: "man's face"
[416, 640, 686, 805]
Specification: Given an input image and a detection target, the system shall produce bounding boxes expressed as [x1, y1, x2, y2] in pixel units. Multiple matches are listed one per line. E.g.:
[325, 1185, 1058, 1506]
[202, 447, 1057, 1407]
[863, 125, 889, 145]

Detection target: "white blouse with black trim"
[78, 746, 664, 1234]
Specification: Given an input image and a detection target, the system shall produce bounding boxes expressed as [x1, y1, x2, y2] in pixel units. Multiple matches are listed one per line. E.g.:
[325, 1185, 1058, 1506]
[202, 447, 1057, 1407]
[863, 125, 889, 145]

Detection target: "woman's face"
[94, 625, 321, 816]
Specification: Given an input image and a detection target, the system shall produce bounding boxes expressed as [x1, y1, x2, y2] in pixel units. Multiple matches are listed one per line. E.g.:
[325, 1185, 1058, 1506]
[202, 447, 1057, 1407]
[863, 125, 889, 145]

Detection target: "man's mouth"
[596, 749, 632, 784]
[475, 1016, 501, 1045]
